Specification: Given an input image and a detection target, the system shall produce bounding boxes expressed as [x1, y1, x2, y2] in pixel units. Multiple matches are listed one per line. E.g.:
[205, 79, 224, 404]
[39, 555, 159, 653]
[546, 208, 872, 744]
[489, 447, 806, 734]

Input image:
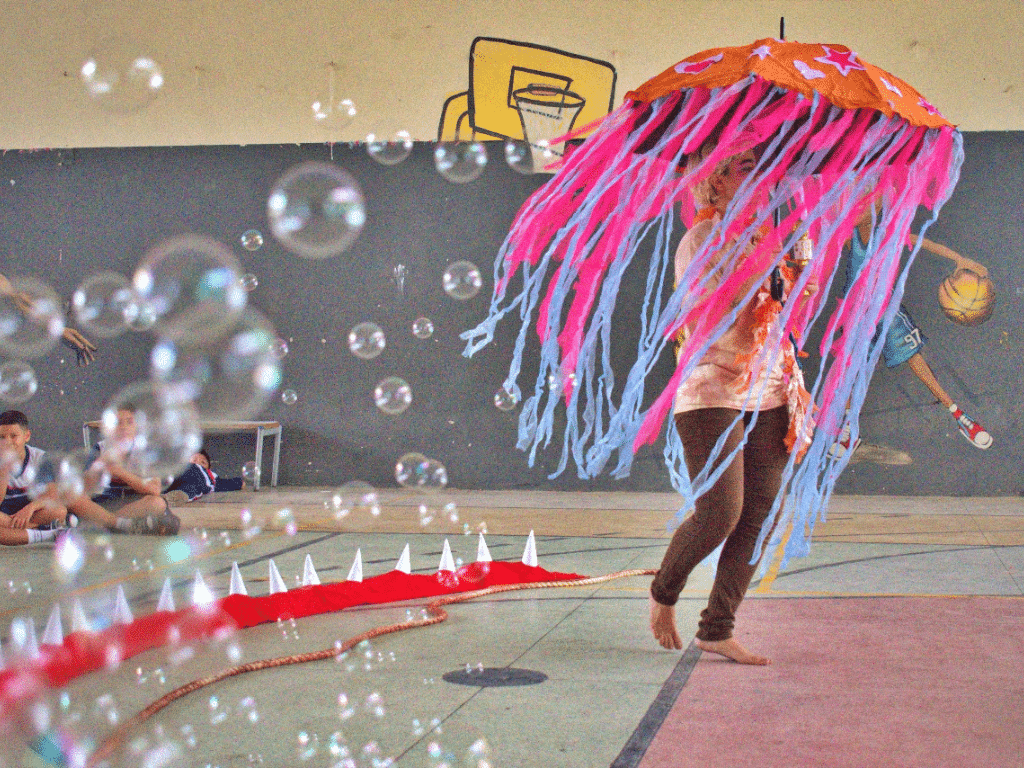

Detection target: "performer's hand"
[61, 328, 97, 366]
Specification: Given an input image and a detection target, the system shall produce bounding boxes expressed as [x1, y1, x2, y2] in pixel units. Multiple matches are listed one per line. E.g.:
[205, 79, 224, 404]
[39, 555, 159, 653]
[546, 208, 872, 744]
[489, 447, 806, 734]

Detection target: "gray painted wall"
[0, 134, 1020, 495]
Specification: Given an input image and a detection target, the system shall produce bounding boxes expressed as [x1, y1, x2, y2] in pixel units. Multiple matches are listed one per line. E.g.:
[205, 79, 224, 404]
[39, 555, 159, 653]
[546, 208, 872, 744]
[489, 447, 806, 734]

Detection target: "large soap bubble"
[433, 142, 488, 183]
[411, 317, 434, 339]
[442, 261, 483, 300]
[395, 452, 448, 491]
[0, 275, 65, 359]
[0, 360, 38, 404]
[240, 229, 264, 251]
[80, 40, 164, 114]
[374, 377, 412, 415]
[366, 131, 413, 166]
[267, 162, 365, 259]
[348, 322, 385, 360]
[150, 307, 282, 420]
[311, 97, 357, 139]
[133, 234, 246, 345]
[100, 380, 202, 478]
[72, 271, 135, 338]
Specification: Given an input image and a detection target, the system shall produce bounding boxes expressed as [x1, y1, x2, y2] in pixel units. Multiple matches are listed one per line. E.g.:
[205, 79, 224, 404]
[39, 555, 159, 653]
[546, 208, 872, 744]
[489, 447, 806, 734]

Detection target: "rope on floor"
[87, 568, 657, 766]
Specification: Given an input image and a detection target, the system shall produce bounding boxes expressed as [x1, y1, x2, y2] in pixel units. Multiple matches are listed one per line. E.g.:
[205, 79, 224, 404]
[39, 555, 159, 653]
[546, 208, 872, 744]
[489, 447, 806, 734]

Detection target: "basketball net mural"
[438, 37, 617, 172]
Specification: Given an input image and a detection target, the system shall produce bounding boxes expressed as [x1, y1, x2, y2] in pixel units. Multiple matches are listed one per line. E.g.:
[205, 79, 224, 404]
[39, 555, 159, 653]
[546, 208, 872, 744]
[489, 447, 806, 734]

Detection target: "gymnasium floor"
[2, 488, 1023, 767]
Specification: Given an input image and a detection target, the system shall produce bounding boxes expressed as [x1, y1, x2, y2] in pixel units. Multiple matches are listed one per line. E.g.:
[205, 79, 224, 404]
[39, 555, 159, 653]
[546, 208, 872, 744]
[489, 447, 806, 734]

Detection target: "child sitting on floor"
[0, 409, 168, 544]
[164, 448, 244, 505]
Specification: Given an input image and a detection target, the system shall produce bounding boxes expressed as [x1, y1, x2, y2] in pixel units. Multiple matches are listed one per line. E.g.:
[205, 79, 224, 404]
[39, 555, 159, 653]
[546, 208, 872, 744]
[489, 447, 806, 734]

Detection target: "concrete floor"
[2, 488, 1023, 767]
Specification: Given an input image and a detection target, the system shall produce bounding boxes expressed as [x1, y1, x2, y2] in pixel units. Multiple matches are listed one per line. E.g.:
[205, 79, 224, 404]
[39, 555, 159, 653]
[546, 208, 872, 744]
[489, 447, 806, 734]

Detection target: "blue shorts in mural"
[877, 304, 926, 368]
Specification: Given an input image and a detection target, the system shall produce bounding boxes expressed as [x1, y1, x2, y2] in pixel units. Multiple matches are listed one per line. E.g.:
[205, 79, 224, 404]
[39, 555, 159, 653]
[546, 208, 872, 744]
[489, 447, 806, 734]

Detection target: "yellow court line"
[754, 522, 793, 594]
[0, 533, 275, 622]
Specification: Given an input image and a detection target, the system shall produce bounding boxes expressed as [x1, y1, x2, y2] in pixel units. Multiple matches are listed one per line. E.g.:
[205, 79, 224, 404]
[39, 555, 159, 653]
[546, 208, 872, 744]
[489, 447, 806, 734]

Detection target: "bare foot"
[695, 637, 770, 665]
[649, 598, 683, 650]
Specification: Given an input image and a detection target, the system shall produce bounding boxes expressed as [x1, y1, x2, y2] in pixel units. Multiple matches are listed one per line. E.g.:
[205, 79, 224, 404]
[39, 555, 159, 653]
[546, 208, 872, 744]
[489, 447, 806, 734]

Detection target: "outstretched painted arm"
[0, 272, 98, 365]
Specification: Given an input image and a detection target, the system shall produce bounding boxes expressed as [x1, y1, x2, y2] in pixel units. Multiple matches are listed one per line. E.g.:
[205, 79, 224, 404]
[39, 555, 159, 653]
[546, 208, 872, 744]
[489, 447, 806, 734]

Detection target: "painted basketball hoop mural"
[511, 84, 587, 170]
[438, 37, 616, 172]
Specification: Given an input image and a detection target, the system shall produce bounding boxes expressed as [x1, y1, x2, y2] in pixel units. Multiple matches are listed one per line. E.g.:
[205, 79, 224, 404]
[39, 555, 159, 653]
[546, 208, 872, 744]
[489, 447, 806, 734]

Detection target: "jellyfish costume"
[462, 39, 963, 569]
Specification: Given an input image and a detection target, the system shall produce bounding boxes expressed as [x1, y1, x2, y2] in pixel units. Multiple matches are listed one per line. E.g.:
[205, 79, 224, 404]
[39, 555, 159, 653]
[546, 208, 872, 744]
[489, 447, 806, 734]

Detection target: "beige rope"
[88, 568, 656, 766]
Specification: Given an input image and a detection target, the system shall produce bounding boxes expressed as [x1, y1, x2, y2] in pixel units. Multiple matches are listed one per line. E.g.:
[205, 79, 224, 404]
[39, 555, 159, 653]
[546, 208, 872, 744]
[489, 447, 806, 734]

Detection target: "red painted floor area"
[638, 596, 1024, 768]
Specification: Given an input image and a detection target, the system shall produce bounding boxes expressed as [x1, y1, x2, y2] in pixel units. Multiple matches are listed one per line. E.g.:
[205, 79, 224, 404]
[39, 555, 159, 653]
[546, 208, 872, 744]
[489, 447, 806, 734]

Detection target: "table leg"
[271, 428, 281, 487]
[254, 428, 265, 491]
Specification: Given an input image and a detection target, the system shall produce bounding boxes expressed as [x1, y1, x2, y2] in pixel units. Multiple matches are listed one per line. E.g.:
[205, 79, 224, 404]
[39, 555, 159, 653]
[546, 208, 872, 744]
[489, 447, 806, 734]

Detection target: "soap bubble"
[443, 261, 483, 300]
[494, 387, 518, 411]
[133, 234, 246, 345]
[366, 130, 413, 166]
[150, 307, 282, 420]
[281, 389, 298, 405]
[412, 317, 434, 339]
[53, 448, 110, 500]
[0, 360, 38, 404]
[240, 229, 264, 251]
[325, 480, 381, 520]
[271, 338, 289, 360]
[348, 322, 385, 359]
[71, 271, 135, 338]
[504, 140, 537, 174]
[395, 452, 448, 491]
[267, 161, 365, 259]
[465, 738, 493, 767]
[374, 377, 412, 415]
[296, 726, 320, 761]
[273, 507, 297, 535]
[434, 141, 488, 183]
[311, 96, 357, 138]
[80, 41, 164, 113]
[125, 299, 158, 331]
[0, 275, 64, 359]
[100, 380, 202, 478]
[240, 273, 259, 292]
[53, 529, 87, 581]
[242, 461, 260, 486]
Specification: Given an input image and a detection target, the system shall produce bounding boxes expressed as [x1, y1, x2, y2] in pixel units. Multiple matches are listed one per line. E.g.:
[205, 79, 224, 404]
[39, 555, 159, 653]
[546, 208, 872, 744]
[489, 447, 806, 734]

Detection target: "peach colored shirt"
[673, 213, 788, 414]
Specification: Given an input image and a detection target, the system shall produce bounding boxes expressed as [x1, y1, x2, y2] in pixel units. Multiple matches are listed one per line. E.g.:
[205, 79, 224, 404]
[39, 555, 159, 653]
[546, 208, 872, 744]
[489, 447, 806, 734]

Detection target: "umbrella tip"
[779, 16, 785, 40]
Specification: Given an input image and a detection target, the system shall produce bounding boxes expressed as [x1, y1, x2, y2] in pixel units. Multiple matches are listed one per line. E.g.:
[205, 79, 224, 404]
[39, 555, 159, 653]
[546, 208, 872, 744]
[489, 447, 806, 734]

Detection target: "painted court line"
[610, 640, 703, 768]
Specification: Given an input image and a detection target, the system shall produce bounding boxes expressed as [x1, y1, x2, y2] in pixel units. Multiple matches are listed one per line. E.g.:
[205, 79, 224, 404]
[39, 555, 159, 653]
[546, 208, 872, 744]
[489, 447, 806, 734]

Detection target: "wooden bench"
[82, 420, 282, 490]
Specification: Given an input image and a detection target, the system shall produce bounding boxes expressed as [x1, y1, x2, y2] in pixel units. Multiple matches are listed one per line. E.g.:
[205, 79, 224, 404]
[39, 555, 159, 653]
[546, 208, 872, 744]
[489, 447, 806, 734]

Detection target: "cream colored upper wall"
[1, 0, 1021, 149]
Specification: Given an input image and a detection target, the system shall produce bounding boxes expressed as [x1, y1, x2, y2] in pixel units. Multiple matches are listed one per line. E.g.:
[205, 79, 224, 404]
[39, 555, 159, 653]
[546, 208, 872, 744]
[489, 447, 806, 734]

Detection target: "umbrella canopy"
[462, 39, 963, 567]
[629, 38, 951, 129]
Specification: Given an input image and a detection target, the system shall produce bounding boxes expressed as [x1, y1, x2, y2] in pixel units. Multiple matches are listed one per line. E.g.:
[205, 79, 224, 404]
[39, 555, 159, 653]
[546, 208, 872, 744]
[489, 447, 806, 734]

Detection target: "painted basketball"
[938, 268, 995, 326]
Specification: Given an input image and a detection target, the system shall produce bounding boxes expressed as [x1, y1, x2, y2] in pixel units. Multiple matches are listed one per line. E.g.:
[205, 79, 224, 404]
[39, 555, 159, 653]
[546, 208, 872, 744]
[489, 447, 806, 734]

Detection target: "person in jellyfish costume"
[462, 39, 964, 657]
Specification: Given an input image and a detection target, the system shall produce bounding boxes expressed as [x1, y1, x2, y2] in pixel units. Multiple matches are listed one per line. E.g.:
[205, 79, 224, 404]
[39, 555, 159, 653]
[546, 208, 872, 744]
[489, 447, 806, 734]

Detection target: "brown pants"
[650, 405, 789, 642]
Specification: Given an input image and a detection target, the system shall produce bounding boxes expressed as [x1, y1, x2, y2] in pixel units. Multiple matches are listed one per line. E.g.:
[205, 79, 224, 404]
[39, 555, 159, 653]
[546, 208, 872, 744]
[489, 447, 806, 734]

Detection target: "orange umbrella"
[627, 38, 952, 130]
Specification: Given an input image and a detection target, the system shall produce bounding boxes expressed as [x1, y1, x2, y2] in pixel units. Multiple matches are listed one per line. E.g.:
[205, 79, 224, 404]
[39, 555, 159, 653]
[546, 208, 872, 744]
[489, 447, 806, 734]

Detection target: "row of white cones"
[1, 531, 540, 668]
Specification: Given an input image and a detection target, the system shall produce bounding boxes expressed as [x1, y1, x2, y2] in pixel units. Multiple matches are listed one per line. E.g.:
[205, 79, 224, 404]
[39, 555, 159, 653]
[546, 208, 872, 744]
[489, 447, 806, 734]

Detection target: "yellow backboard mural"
[438, 37, 617, 151]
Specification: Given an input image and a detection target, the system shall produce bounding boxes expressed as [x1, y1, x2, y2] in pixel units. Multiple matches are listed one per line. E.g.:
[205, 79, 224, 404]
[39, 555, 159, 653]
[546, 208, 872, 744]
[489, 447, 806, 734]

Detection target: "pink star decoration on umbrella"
[674, 53, 723, 75]
[814, 46, 866, 77]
